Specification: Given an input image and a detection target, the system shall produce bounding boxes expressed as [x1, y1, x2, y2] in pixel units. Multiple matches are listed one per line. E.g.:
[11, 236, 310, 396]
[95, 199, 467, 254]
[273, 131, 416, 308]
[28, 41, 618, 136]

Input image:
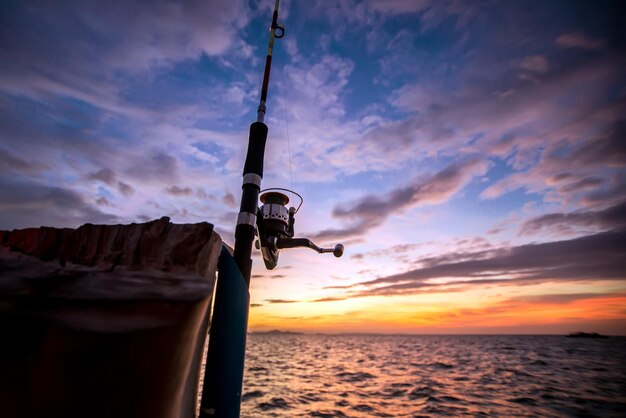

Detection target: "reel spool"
[255, 189, 343, 270]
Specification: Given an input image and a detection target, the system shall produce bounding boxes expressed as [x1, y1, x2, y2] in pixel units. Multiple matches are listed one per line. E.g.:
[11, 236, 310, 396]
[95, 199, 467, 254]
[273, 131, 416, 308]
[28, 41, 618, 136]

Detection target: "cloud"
[0, 0, 258, 227]
[87, 168, 116, 185]
[310, 0, 474, 32]
[95, 197, 112, 207]
[262, 2, 621, 190]
[0, 0, 258, 171]
[195, 189, 217, 201]
[336, 158, 487, 218]
[249, 273, 286, 280]
[285, 54, 354, 118]
[564, 119, 626, 168]
[311, 296, 349, 302]
[165, 185, 193, 196]
[583, 173, 626, 206]
[555, 32, 607, 51]
[347, 48, 625, 194]
[520, 200, 626, 235]
[117, 181, 135, 197]
[1, 0, 253, 74]
[369, 0, 432, 15]
[265, 299, 300, 304]
[520, 55, 548, 73]
[481, 114, 626, 203]
[559, 176, 605, 193]
[222, 192, 237, 208]
[0, 178, 118, 229]
[126, 151, 180, 183]
[312, 158, 488, 241]
[0, 148, 47, 175]
[333, 227, 626, 298]
[87, 168, 135, 197]
[352, 240, 495, 268]
[511, 292, 625, 305]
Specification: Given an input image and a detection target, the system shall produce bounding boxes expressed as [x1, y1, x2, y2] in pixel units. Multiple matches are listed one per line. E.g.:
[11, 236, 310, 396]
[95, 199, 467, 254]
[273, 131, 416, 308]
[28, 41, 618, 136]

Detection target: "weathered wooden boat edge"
[0, 217, 221, 418]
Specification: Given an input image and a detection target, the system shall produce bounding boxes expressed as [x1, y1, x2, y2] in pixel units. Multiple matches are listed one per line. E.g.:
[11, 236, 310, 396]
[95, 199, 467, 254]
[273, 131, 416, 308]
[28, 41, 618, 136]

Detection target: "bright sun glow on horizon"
[249, 280, 626, 335]
[1, 1, 625, 335]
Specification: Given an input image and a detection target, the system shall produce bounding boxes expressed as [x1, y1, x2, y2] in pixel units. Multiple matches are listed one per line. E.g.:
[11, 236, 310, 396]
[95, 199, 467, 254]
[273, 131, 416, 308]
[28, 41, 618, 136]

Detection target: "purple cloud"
[165, 186, 194, 196]
[125, 151, 180, 183]
[520, 200, 626, 236]
[520, 55, 549, 74]
[222, 192, 237, 208]
[0, 149, 47, 175]
[265, 299, 300, 304]
[87, 169, 117, 185]
[313, 158, 488, 241]
[555, 32, 607, 51]
[324, 227, 626, 299]
[87, 168, 135, 197]
[0, 178, 118, 229]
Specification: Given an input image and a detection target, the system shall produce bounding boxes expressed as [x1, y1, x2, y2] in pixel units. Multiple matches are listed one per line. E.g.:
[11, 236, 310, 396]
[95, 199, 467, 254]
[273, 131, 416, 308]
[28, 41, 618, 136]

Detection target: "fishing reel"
[254, 188, 344, 270]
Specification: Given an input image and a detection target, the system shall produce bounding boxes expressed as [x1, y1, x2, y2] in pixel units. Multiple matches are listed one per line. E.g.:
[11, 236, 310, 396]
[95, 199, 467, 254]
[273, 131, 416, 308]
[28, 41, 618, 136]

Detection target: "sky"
[1, 0, 625, 335]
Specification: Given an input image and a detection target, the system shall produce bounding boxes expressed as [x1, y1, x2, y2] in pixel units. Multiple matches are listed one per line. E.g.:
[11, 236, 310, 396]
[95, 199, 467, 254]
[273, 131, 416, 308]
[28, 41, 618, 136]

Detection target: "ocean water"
[241, 334, 626, 417]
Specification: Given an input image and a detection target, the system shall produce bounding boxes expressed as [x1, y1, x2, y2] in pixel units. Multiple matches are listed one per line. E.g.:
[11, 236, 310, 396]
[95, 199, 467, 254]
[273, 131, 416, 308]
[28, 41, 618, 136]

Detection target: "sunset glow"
[249, 281, 626, 334]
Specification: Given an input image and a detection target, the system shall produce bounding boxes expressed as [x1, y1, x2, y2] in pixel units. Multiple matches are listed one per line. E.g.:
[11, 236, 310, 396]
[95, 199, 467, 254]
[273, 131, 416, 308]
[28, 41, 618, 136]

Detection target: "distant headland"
[566, 332, 608, 339]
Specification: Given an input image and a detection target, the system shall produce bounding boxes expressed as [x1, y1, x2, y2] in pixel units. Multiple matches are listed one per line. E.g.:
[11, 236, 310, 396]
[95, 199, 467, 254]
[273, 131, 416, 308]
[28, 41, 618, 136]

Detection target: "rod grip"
[243, 122, 268, 177]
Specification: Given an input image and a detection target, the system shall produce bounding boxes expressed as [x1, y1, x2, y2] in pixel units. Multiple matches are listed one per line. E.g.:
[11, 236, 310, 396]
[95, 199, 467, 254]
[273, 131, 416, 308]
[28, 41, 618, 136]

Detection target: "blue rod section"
[199, 246, 250, 418]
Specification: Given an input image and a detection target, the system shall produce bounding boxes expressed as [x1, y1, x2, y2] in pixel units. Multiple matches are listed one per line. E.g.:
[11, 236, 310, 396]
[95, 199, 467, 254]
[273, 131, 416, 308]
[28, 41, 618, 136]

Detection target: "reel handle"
[276, 238, 344, 258]
[326, 244, 345, 258]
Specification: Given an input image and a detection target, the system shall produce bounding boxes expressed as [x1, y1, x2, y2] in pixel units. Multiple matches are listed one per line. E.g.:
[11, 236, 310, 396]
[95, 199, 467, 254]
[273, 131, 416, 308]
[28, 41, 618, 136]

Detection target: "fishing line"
[281, 65, 294, 188]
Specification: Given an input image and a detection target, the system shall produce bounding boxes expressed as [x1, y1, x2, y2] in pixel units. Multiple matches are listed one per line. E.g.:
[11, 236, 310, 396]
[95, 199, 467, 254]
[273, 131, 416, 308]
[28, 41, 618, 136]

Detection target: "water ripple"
[241, 334, 626, 417]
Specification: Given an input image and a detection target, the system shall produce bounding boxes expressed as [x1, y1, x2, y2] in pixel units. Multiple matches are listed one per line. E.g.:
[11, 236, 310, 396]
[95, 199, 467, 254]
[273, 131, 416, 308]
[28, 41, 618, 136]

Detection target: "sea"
[240, 334, 626, 417]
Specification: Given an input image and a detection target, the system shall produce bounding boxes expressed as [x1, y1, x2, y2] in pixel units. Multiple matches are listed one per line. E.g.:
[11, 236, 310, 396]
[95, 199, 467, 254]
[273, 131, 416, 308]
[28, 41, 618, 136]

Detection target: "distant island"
[566, 332, 608, 339]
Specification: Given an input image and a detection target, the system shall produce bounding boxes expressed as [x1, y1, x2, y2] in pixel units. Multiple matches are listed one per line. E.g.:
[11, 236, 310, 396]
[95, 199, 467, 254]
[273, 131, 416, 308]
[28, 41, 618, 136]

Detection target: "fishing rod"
[200, 1, 343, 417]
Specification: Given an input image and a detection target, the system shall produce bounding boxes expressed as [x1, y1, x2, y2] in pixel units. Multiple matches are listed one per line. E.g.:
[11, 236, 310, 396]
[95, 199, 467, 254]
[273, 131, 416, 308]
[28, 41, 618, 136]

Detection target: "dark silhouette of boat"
[566, 332, 608, 338]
